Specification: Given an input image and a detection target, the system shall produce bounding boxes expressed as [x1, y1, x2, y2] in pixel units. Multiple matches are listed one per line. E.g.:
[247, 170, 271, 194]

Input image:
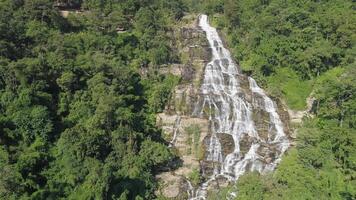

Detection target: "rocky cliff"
[155, 14, 292, 200]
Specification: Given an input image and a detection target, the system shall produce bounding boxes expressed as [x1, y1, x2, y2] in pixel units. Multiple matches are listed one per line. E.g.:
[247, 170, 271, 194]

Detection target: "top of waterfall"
[198, 14, 240, 75]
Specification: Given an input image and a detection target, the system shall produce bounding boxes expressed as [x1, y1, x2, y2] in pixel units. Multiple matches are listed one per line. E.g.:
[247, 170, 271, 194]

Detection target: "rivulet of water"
[169, 115, 181, 147]
[189, 14, 289, 199]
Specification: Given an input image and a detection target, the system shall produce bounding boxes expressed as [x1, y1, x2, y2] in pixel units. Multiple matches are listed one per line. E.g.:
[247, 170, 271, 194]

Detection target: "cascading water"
[169, 116, 181, 147]
[190, 15, 289, 199]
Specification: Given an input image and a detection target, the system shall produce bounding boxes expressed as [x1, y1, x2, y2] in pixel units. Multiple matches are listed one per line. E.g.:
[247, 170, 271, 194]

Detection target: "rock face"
[217, 133, 235, 157]
[156, 15, 292, 199]
[287, 96, 316, 124]
[155, 15, 211, 199]
[156, 173, 183, 199]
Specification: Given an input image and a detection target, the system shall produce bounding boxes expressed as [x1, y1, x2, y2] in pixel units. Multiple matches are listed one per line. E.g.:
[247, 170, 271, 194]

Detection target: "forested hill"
[0, 0, 185, 199]
[197, 0, 355, 199]
[0, 0, 355, 200]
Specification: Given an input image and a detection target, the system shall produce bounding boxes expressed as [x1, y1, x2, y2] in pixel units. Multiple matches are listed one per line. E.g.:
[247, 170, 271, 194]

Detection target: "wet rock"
[252, 108, 270, 141]
[189, 44, 210, 61]
[265, 157, 272, 164]
[181, 63, 195, 82]
[181, 27, 200, 40]
[239, 134, 253, 155]
[217, 133, 234, 158]
[200, 161, 218, 178]
[256, 144, 278, 162]
[275, 98, 291, 137]
[206, 176, 230, 191]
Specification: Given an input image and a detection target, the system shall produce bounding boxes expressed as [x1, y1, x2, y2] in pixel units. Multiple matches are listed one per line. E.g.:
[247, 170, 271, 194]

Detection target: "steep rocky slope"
[155, 15, 211, 199]
[155, 15, 293, 199]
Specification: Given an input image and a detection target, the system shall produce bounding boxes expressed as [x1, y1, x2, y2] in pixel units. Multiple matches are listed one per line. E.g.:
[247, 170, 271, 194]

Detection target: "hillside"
[0, 1, 184, 199]
[0, 1, 355, 200]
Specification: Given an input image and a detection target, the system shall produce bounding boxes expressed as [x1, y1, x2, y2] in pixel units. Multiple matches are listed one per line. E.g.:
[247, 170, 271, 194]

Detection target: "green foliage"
[185, 124, 201, 157]
[207, 186, 232, 200]
[235, 172, 264, 200]
[210, 0, 355, 110]
[139, 140, 173, 167]
[314, 66, 356, 127]
[266, 68, 312, 110]
[188, 168, 201, 186]
[0, 0, 183, 199]
[1, 0, 355, 199]
[143, 74, 180, 114]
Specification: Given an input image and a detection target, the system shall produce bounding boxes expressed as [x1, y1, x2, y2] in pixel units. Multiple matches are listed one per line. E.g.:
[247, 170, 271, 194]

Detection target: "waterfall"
[169, 115, 181, 147]
[189, 15, 289, 199]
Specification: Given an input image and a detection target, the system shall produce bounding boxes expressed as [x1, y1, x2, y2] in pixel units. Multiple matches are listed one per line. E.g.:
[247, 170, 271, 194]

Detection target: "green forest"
[0, 0, 355, 200]
[0, 0, 184, 199]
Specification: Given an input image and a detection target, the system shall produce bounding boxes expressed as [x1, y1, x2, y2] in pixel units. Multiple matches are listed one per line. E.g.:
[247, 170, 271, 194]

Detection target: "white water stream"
[169, 115, 181, 147]
[189, 15, 289, 199]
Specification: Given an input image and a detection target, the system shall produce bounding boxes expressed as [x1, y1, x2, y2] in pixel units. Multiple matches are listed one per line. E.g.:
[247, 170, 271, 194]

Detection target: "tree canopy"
[0, 0, 186, 199]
